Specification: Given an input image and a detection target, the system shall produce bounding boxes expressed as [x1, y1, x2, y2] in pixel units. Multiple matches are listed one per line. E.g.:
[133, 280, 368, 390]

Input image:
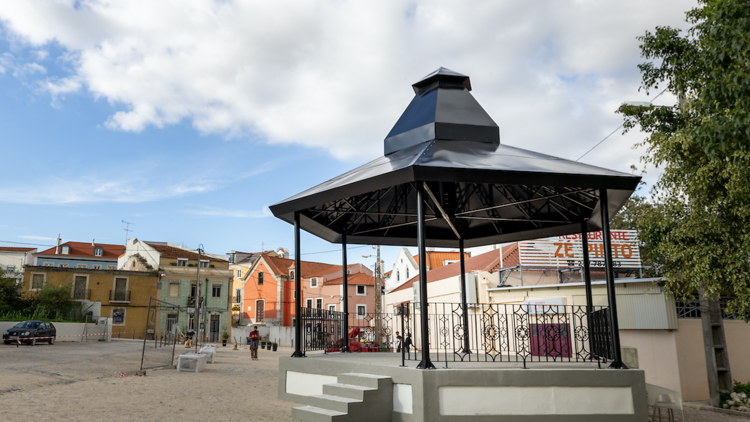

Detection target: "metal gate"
[209, 314, 220, 342]
[140, 297, 180, 371]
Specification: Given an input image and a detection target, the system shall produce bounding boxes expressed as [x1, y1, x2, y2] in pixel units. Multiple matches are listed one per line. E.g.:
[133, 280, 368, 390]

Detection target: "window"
[61, 245, 70, 255]
[306, 298, 313, 308]
[316, 298, 323, 309]
[346, 269, 351, 275]
[289, 270, 295, 279]
[258, 271, 264, 285]
[113, 277, 128, 302]
[235, 288, 241, 303]
[406, 268, 409, 278]
[92, 264, 102, 270]
[43, 262, 54, 267]
[107, 265, 116, 269]
[177, 259, 188, 267]
[236, 269, 241, 278]
[356, 285, 366, 295]
[310, 277, 318, 288]
[94, 247, 103, 257]
[31, 273, 45, 290]
[228, 253, 236, 264]
[191, 282, 198, 298]
[293, 290, 297, 299]
[77, 263, 87, 269]
[112, 308, 126, 326]
[357, 305, 366, 319]
[72, 275, 88, 300]
[168, 280, 180, 297]
[328, 304, 336, 312]
[199, 260, 209, 268]
[6, 265, 15, 273]
[212, 284, 222, 298]
[397, 271, 400, 281]
[59, 263, 69, 268]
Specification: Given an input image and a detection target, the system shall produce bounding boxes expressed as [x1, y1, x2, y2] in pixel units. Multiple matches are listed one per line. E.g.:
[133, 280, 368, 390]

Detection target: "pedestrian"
[403, 333, 412, 354]
[249, 326, 260, 360]
[396, 331, 403, 353]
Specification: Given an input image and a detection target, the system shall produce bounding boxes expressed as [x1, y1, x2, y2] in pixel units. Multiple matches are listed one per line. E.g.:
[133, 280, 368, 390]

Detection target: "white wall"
[1, 320, 109, 342]
[385, 248, 418, 292]
[118, 239, 160, 270]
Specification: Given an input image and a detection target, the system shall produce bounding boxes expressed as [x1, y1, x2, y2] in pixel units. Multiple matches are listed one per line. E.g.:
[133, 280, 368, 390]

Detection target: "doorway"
[209, 314, 220, 342]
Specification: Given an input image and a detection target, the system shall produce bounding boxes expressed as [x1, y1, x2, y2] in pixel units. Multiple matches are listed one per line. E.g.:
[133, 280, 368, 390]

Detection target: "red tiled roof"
[0, 247, 36, 252]
[37, 242, 124, 259]
[145, 243, 225, 262]
[262, 253, 341, 278]
[413, 251, 470, 270]
[391, 248, 510, 294]
[485, 243, 519, 272]
[324, 273, 375, 286]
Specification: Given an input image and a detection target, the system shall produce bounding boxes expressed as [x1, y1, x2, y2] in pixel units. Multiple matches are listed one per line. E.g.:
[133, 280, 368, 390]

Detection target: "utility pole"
[375, 245, 382, 347]
[195, 244, 203, 353]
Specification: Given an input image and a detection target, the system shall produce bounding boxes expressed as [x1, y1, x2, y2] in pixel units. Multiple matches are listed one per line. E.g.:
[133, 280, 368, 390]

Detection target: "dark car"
[2, 320, 56, 346]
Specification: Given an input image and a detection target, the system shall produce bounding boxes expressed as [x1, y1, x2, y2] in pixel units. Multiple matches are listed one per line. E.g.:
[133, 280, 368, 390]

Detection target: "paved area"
[651, 407, 750, 421]
[0, 339, 295, 421]
[1, 340, 748, 421]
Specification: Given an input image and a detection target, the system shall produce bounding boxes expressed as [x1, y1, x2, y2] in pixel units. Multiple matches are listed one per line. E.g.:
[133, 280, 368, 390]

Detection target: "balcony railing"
[110, 290, 131, 303]
[301, 302, 614, 368]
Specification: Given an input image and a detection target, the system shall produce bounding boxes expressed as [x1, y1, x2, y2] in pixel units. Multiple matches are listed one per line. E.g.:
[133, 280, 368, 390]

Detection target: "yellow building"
[22, 266, 159, 338]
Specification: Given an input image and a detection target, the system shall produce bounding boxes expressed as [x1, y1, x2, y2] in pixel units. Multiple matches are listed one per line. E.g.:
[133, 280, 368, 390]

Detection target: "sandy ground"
[0, 339, 296, 421]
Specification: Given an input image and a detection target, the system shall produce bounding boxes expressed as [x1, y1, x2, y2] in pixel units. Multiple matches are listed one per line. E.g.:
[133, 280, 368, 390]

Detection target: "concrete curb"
[684, 402, 750, 418]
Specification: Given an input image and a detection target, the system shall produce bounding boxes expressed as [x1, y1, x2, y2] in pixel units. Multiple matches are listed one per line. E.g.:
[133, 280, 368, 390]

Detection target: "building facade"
[118, 239, 233, 342]
[21, 265, 158, 336]
[0, 247, 37, 286]
[384, 248, 469, 293]
[36, 239, 122, 270]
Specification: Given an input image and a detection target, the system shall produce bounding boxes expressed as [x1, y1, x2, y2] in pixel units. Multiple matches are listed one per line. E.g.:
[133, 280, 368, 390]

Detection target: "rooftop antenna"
[122, 220, 134, 244]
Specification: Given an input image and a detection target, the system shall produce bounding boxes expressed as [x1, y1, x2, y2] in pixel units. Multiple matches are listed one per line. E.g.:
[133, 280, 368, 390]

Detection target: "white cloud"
[0, 0, 698, 168]
[0, 158, 275, 205]
[19, 235, 55, 241]
[186, 205, 272, 219]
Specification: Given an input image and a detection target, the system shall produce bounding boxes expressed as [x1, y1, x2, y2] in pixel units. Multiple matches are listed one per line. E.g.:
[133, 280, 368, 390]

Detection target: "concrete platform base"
[278, 353, 648, 422]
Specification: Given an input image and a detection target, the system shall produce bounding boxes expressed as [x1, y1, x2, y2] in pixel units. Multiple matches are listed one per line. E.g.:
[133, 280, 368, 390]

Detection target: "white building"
[0, 247, 37, 286]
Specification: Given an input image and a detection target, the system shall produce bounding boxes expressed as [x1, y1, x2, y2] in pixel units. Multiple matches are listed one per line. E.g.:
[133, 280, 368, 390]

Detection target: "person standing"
[395, 331, 403, 353]
[248, 326, 260, 360]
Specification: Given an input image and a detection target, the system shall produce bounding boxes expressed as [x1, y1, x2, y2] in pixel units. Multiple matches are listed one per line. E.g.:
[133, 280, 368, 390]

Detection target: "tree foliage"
[620, 0, 750, 318]
[0, 269, 30, 313]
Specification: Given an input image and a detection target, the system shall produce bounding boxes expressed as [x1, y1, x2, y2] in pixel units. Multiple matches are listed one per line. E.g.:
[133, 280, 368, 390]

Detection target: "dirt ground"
[0, 339, 296, 421]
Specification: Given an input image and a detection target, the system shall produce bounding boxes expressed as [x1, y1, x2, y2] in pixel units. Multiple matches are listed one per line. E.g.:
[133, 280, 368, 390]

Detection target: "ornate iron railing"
[300, 302, 613, 368]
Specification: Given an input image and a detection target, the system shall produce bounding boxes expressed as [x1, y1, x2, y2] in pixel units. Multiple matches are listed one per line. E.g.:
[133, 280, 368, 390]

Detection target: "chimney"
[92, 238, 95, 247]
[55, 233, 61, 254]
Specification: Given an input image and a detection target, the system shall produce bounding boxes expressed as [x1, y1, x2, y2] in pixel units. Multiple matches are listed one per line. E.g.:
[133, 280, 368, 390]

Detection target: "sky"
[0, 0, 697, 271]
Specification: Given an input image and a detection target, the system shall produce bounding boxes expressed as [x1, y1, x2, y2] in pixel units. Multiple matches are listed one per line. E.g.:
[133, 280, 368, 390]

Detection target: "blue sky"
[0, 0, 696, 269]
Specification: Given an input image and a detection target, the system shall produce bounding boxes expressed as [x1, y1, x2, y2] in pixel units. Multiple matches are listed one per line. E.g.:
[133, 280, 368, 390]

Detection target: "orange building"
[239, 253, 376, 327]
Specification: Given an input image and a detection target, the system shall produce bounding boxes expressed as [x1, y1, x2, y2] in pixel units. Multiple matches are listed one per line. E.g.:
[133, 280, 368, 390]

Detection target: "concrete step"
[322, 383, 374, 400]
[308, 394, 361, 413]
[292, 405, 346, 422]
[337, 373, 392, 389]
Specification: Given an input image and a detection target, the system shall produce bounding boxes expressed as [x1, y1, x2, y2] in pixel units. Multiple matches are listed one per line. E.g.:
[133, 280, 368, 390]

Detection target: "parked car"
[2, 320, 56, 346]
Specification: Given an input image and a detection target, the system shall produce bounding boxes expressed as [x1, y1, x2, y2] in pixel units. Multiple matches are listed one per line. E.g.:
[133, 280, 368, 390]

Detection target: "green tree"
[0, 268, 30, 313]
[620, 0, 750, 318]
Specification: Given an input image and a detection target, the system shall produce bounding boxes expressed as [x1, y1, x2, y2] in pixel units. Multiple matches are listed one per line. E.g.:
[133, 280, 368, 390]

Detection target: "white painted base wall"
[1, 320, 110, 342]
[438, 386, 634, 416]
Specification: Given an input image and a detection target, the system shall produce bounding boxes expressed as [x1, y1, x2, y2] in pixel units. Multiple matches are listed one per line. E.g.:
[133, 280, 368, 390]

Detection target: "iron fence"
[675, 297, 743, 320]
[299, 302, 613, 368]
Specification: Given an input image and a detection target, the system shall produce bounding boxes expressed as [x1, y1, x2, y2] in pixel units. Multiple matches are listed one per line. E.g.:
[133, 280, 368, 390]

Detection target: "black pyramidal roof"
[270, 68, 641, 248]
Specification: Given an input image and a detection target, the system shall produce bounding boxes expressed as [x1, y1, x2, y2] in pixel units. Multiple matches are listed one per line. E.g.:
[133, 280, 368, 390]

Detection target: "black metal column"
[458, 238, 471, 355]
[292, 211, 304, 357]
[416, 183, 435, 369]
[580, 220, 595, 360]
[341, 232, 350, 352]
[599, 189, 625, 368]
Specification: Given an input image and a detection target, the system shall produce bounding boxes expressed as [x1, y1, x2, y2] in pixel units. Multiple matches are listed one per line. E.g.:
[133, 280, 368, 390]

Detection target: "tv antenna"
[122, 220, 135, 244]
